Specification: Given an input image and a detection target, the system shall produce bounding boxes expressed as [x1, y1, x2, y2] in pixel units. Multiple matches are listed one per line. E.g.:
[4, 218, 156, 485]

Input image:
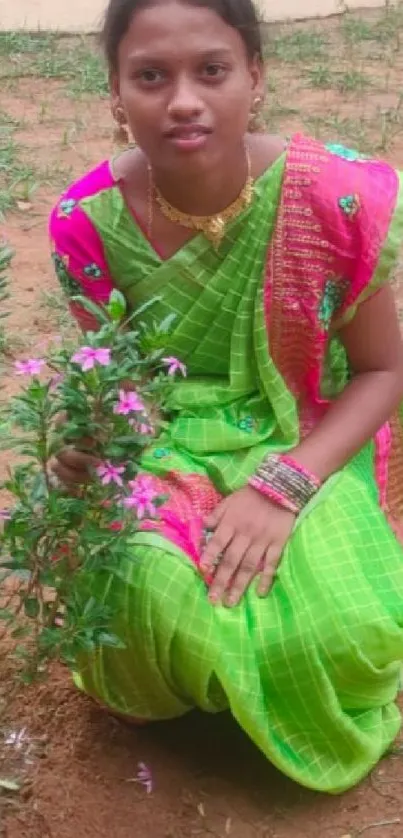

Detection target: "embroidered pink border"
[264, 133, 399, 512]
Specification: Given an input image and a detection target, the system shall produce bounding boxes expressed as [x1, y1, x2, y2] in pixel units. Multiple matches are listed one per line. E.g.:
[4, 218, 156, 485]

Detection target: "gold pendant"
[152, 147, 254, 250]
[208, 216, 225, 249]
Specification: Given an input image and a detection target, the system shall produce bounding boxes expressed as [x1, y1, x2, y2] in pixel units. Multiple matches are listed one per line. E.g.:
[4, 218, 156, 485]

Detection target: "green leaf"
[24, 598, 40, 619]
[98, 632, 126, 649]
[83, 596, 97, 618]
[75, 634, 96, 652]
[103, 444, 126, 459]
[39, 627, 62, 650]
[125, 296, 161, 325]
[71, 295, 110, 325]
[106, 289, 127, 322]
[111, 435, 148, 445]
[0, 608, 13, 621]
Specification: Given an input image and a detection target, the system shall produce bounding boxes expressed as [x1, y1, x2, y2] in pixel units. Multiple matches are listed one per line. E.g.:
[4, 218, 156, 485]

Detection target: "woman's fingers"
[205, 498, 227, 531]
[200, 522, 233, 575]
[52, 457, 91, 484]
[52, 461, 89, 487]
[257, 544, 282, 597]
[223, 543, 264, 607]
[51, 447, 99, 487]
[208, 535, 251, 604]
[58, 448, 99, 471]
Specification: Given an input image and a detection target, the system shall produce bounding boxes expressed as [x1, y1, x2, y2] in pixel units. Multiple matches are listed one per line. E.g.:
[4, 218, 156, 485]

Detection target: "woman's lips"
[164, 125, 212, 152]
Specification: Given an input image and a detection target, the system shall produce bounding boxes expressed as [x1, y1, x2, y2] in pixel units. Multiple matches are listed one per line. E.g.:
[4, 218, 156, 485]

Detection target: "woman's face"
[112, 0, 263, 174]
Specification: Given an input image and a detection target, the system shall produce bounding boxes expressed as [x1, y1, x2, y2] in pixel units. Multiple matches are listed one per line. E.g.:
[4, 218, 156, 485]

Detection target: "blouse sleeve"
[49, 196, 117, 332]
[330, 160, 403, 331]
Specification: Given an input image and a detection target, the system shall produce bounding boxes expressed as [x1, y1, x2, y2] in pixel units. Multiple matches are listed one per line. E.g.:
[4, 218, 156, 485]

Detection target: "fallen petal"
[0, 778, 21, 792]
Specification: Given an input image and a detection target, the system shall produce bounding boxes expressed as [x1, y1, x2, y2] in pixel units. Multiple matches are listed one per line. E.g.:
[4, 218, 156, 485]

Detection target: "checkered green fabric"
[82, 156, 298, 493]
[74, 444, 403, 793]
[71, 158, 403, 794]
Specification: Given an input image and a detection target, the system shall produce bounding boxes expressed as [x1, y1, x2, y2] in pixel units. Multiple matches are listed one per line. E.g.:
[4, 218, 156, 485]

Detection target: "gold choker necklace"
[149, 150, 254, 249]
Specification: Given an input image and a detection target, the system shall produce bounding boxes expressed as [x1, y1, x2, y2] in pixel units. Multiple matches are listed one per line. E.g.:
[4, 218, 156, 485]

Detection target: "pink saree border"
[264, 133, 402, 524]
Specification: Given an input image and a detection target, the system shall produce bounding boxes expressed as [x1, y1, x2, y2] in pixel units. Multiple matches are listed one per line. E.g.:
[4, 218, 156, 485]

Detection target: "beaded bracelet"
[249, 454, 321, 515]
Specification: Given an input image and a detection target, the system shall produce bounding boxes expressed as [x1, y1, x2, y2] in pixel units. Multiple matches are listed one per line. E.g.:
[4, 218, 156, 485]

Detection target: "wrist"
[286, 445, 330, 483]
[249, 453, 322, 515]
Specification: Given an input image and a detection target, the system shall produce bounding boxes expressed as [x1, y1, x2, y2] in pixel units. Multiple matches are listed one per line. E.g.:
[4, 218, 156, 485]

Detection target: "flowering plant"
[0, 290, 185, 683]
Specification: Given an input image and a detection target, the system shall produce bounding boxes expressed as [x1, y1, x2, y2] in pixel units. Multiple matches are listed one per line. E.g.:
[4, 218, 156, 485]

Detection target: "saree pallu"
[49, 135, 403, 793]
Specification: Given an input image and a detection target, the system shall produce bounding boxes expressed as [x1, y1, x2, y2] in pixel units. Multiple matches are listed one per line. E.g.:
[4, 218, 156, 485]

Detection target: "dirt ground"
[1, 5, 403, 838]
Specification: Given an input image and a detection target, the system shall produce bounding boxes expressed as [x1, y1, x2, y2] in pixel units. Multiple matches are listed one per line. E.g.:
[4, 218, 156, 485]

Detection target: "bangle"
[249, 454, 321, 515]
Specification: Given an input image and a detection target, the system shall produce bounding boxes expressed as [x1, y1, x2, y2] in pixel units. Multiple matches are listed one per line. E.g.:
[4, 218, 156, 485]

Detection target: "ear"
[249, 54, 265, 101]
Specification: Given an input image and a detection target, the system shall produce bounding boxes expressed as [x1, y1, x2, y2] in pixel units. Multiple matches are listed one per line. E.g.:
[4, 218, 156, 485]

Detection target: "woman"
[50, 0, 403, 794]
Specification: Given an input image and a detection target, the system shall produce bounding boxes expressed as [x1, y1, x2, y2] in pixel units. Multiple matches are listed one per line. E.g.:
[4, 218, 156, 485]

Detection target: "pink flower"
[15, 358, 45, 377]
[71, 346, 111, 372]
[96, 461, 126, 487]
[109, 521, 123, 532]
[123, 475, 159, 519]
[136, 762, 153, 794]
[162, 356, 187, 377]
[162, 356, 187, 378]
[0, 509, 11, 521]
[129, 418, 155, 436]
[114, 389, 145, 416]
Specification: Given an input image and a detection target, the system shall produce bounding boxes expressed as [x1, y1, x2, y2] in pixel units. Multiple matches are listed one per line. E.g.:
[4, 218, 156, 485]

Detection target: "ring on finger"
[212, 553, 223, 570]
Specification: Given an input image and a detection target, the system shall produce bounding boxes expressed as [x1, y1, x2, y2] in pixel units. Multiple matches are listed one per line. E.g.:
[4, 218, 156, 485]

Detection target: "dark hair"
[101, 0, 263, 72]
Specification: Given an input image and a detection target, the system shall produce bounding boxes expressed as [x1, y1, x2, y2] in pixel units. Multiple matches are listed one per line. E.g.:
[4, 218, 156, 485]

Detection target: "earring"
[113, 106, 130, 146]
[248, 96, 265, 133]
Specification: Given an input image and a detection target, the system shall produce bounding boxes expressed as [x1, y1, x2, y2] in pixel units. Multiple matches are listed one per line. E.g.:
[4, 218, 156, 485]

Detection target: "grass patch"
[0, 32, 56, 56]
[0, 245, 12, 357]
[0, 35, 108, 97]
[341, 16, 376, 43]
[0, 133, 37, 219]
[376, 95, 403, 151]
[340, 2, 403, 45]
[40, 290, 75, 332]
[266, 28, 327, 63]
[306, 65, 334, 89]
[337, 70, 373, 93]
[302, 113, 375, 152]
[40, 161, 74, 188]
[305, 67, 372, 93]
[34, 40, 108, 96]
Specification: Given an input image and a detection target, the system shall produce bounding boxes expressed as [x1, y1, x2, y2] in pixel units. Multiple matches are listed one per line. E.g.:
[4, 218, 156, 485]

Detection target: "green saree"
[50, 134, 403, 793]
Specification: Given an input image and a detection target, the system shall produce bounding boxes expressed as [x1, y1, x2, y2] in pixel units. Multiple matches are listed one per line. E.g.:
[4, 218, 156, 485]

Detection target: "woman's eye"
[137, 68, 165, 85]
[202, 63, 227, 81]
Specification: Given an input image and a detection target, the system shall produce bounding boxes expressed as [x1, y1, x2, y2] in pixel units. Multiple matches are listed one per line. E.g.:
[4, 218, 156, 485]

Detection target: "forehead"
[119, 1, 246, 60]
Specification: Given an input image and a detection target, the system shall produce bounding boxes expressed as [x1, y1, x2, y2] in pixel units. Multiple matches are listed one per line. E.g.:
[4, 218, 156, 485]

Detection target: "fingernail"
[209, 593, 219, 604]
[226, 596, 237, 608]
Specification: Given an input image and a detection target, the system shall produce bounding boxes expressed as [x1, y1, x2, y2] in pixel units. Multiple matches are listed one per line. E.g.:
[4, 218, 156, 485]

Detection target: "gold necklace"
[148, 149, 254, 250]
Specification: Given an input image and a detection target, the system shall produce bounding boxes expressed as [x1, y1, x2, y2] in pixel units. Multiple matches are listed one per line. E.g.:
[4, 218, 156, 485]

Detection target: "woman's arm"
[289, 285, 403, 479]
[201, 285, 403, 607]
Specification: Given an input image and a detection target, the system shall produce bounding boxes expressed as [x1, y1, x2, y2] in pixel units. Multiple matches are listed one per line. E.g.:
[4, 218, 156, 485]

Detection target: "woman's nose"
[167, 77, 203, 121]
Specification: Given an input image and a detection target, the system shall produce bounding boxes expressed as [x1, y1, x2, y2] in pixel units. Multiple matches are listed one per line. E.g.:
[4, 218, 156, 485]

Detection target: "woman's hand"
[51, 446, 99, 488]
[200, 486, 295, 607]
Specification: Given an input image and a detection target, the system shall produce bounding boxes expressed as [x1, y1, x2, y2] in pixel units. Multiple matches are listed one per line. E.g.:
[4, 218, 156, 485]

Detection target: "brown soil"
[2, 9, 403, 838]
[2, 665, 403, 838]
